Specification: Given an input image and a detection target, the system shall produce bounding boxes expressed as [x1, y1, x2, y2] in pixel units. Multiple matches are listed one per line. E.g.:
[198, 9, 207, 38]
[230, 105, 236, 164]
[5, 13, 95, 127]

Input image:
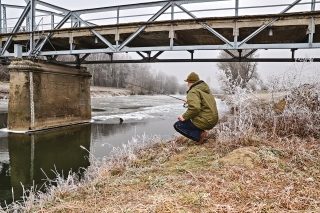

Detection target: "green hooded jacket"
[182, 80, 219, 130]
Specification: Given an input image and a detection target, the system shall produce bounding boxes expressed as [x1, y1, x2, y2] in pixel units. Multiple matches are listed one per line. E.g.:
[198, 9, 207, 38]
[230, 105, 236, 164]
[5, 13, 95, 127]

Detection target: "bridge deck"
[1, 11, 319, 55]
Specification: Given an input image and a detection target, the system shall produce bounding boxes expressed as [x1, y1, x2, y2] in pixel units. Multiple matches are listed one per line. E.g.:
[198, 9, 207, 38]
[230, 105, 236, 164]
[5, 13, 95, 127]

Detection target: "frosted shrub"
[218, 84, 257, 141]
[218, 58, 320, 140]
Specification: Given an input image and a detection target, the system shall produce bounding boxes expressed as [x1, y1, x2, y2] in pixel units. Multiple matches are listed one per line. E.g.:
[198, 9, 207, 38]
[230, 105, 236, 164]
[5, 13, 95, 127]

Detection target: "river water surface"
[0, 95, 227, 208]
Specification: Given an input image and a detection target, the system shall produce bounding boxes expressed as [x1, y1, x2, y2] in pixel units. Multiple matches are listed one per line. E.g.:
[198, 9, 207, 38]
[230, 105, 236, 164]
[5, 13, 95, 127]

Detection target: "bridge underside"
[1, 11, 320, 63]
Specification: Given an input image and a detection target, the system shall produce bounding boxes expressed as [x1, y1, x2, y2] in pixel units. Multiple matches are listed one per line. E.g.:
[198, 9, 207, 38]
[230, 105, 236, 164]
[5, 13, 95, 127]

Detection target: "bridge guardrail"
[0, 0, 318, 34]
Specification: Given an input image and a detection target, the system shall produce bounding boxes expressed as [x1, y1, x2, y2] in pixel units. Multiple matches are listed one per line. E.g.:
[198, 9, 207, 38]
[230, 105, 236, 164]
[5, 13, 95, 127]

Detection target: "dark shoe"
[203, 133, 215, 143]
[198, 131, 208, 144]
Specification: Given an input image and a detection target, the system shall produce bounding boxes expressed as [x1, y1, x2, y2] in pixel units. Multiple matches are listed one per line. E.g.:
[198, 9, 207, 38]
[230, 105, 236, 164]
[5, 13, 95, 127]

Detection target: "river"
[0, 95, 227, 208]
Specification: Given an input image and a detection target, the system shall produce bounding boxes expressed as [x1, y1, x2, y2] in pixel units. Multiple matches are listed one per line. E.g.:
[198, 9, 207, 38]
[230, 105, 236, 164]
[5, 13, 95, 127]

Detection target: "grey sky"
[4, 0, 320, 86]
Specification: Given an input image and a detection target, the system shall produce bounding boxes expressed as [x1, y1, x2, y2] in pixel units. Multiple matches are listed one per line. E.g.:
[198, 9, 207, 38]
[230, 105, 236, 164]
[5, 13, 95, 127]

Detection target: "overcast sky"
[4, 0, 320, 87]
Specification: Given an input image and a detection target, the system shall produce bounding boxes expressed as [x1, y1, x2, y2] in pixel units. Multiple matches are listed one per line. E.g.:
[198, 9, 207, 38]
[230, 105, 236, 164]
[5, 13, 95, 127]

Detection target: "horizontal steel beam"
[35, 0, 69, 14]
[74, 0, 228, 15]
[47, 58, 320, 64]
[5, 1, 319, 25]
[3, 42, 320, 58]
[3, 4, 65, 17]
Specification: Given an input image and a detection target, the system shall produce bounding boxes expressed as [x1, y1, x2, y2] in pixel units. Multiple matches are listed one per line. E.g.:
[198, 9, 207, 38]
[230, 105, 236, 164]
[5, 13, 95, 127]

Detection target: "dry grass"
[3, 132, 320, 212]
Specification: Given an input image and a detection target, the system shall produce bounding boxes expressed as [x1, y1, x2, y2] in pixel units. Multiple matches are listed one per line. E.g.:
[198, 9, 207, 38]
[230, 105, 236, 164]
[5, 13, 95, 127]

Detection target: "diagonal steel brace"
[28, 1, 97, 58]
[136, 52, 149, 62]
[224, 50, 237, 58]
[151, 51, 164, 62]
[72, 13, 116, 51]
[243, 49, 257, 59]
[238, 0, 302, 47]
[175, 3, 232, 47]
[29, 12, 72, 58]
[1, 1, 31, 56]
[79, 53, 91, 64]
[118, 2, 172, 51]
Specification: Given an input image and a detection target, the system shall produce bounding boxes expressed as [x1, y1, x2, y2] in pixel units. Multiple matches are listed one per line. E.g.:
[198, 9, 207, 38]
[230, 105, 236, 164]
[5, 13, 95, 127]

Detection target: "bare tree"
[125, 67, 179, 95]
[216, 50, 261, 94]
[84, 53, 130, 87]
[163, 75, 178, 94]
[112, 54, 131, 88]
[154, 71, 167, 93]
[178, 83, 188, 94]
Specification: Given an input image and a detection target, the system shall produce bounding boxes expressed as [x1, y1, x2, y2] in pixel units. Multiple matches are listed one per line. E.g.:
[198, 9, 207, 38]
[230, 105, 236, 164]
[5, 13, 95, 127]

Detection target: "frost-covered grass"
[2, 60, 320, 213]
[3, 132, 320, 212]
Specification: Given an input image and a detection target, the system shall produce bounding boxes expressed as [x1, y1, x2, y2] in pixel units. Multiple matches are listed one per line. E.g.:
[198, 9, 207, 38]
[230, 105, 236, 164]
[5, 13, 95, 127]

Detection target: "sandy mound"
[214, 146, 261, 169]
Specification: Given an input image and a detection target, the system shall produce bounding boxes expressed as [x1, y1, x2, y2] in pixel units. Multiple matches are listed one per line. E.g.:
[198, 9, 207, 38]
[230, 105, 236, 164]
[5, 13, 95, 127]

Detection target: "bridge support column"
[7, 59, 92, 131]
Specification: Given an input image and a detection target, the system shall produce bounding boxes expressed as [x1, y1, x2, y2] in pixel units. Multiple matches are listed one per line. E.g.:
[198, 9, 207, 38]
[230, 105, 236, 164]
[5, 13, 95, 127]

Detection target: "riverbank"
[3, 91, 320, 212]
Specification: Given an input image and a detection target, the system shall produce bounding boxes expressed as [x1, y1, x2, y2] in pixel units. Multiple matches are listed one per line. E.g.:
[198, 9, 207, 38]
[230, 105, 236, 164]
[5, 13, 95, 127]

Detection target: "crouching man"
[174, 72, 219, 144]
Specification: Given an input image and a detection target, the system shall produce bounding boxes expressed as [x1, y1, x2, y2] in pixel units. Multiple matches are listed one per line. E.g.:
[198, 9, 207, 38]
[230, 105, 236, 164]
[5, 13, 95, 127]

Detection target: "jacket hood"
[187, 80, 211, 94]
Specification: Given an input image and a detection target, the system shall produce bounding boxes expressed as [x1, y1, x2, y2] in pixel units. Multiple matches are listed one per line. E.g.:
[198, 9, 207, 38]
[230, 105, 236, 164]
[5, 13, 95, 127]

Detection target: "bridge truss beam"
[0, 0, 319, 64]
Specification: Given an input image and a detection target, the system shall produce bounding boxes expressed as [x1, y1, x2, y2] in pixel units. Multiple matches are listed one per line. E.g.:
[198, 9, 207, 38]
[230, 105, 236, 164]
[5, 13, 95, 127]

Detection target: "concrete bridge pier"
[7, 59, 92, 131]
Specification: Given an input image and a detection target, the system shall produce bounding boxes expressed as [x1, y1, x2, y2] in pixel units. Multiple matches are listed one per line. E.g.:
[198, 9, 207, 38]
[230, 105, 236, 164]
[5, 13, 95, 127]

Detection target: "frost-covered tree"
[216, 50, 261, 94]
[177, 83, 188, 94]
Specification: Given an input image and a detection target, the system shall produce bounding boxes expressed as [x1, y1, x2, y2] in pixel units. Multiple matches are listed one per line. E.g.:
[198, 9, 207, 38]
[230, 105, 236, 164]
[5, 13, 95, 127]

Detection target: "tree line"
[57, 53, 187, 95]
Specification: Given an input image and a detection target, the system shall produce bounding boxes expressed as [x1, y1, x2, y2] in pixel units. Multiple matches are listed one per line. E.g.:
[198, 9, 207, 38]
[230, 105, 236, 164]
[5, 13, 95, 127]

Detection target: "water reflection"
[0, 120, 168, 208]
[1, 124, 91, 208]
[91, 120, 154, 157]
[0, 113, 7, 128]
[92, 119, 143, 138]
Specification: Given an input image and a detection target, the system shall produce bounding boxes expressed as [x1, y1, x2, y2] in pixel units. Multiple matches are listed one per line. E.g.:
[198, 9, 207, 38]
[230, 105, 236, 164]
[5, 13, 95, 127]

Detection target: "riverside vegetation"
[2, 63, 320, 212]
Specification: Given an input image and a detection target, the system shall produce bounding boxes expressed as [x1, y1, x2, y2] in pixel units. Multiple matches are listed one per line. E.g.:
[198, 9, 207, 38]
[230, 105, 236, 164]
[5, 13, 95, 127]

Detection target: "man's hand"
[178, 115, 185, 122]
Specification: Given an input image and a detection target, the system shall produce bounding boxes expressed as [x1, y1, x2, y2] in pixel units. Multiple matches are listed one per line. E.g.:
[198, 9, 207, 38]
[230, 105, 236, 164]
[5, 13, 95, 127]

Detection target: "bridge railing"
[0, 0, 318, 34]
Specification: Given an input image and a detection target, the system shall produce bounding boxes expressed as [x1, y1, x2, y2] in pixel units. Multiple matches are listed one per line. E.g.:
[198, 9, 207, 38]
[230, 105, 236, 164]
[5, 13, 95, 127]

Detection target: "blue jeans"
[173, 120, 203, 142]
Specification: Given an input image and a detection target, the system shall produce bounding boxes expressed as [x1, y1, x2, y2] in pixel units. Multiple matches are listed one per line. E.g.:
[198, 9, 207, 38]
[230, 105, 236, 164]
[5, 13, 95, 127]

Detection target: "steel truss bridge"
[0, 0, 319, 65]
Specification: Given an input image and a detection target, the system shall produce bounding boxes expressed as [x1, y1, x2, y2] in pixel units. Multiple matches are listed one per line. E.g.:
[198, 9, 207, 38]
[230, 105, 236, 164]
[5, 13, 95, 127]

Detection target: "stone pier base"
[8, 59, 92, 131]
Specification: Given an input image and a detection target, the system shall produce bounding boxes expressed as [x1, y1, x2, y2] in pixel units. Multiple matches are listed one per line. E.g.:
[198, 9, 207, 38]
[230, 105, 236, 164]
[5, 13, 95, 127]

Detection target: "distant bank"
[0, 82, 131, 99]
